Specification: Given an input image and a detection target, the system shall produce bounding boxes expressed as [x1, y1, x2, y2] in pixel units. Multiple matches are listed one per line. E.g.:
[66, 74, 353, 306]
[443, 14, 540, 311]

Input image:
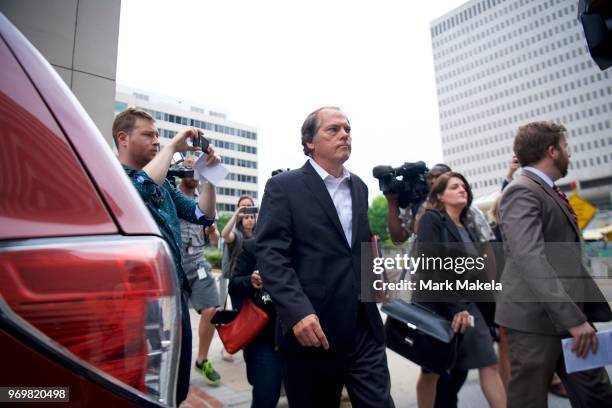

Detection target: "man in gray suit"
[496, 121, 612, 407]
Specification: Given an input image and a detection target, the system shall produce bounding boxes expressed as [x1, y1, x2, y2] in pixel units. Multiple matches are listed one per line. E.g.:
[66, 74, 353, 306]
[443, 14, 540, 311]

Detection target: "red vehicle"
[0, 13, 181, 407]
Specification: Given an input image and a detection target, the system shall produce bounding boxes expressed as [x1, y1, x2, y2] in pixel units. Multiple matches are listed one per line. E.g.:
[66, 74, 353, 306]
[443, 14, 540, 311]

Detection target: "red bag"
[214, 297, 269, 354]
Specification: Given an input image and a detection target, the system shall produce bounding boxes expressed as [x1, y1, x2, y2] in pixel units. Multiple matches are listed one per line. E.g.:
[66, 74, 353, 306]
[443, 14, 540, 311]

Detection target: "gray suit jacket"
[495, 170, 611, 335]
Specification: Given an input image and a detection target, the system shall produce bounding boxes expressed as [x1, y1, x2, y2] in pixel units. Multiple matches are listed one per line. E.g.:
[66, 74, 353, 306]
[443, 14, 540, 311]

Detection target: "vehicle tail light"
[0, 236, 180, 405]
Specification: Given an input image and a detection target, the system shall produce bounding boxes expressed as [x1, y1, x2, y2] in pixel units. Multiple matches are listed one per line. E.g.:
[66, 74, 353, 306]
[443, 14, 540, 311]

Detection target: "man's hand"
[292, 314, 329, 350]
[204, 223, 220, 245]
[143, 127, 202, 185]
[384, 192, 399, 204]
[196, 144, 220, 217]
[507, 155, 520, 179]
[384, 192, 409, 243]
[168, 127, 202, 154]
[204, 223, 216, 236]
[569, 322, 598, 358]
[203, 145, 221, 166]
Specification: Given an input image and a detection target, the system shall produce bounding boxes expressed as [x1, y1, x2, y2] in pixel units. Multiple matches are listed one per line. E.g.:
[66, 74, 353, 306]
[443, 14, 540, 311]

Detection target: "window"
[115, 101, 130, 113]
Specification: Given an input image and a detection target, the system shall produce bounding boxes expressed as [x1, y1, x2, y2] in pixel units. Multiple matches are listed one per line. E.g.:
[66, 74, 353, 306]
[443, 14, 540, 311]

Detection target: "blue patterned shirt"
[123, 165, 214, 293]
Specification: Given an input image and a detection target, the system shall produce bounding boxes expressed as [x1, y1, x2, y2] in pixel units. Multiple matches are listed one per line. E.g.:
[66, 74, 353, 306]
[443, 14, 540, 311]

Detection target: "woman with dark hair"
[222, 195, 256, 245]
[221, 195, 257, 289]
[220, 195, 256, 360]
[414, 172, 506, 408]
[229, 237, 281, 408]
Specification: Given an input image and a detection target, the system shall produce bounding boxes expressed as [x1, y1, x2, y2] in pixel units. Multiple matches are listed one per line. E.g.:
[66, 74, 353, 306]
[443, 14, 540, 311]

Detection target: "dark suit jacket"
[495, 171, 611, 335]
[255, 161, 383, 352]
[414, 209, 482, 320]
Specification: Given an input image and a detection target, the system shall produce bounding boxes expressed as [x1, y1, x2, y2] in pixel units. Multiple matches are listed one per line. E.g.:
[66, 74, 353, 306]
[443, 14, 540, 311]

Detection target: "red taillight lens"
[0, 237, 179, 403]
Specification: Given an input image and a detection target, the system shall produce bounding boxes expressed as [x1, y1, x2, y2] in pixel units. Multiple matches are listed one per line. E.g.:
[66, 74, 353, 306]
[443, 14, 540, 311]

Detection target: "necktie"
[552, 184, 578, 225]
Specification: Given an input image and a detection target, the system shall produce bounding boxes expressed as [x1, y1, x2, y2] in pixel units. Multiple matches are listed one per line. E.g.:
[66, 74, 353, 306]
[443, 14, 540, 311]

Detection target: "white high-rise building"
[431, 0, 612, 210]
[115, 85, 258, 212]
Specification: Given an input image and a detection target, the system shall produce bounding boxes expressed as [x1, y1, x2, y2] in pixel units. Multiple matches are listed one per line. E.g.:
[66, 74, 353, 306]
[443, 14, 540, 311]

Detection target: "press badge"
[197, 266, 208, 280]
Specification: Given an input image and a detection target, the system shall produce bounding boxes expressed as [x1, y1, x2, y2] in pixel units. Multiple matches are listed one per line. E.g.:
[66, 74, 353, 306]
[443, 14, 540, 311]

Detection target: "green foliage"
[216, 213, 232, 234]
[204, 247, 223, 270]
[368, 195, 390, 244]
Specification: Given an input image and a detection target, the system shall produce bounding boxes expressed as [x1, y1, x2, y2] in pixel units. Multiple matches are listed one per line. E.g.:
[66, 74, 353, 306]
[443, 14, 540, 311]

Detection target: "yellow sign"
[568, 190, 597, 230]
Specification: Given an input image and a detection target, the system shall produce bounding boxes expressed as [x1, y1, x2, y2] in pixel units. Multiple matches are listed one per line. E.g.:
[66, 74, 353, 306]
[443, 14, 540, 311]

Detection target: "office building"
[116, 85, 258, 212]
[431, 0, 612, 212]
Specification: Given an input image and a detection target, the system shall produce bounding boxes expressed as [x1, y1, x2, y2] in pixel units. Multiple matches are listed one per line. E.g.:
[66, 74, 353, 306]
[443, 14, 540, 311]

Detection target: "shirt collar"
[309, 158, 350, 182]
[523, 166, 554, 187]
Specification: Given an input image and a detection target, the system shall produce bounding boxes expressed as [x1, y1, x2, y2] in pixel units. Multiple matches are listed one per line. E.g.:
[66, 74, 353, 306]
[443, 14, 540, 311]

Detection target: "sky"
[116, 0, 468, 202]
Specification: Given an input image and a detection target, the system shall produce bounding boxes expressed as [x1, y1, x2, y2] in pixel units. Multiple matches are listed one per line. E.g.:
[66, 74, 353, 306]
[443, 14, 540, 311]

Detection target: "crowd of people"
[113, 106, 611, 408]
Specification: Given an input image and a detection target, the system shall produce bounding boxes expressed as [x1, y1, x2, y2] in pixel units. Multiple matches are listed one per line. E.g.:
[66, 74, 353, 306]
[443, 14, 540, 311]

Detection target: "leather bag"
[382, 299, 460, 374]
[214, 296, 269, 354]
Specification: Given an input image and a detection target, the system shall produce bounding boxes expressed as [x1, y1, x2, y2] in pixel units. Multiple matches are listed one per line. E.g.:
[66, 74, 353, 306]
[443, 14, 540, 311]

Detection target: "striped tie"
[552, 184, 578, 225]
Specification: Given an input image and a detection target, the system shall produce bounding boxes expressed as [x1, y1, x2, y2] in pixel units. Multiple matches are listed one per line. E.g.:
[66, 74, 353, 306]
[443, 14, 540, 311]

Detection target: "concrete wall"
[1, 0, 121, 146]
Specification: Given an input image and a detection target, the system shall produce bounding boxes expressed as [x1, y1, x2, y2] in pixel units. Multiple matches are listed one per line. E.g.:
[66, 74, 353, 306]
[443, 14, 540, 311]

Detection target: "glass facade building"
[431, 0, 612, 209]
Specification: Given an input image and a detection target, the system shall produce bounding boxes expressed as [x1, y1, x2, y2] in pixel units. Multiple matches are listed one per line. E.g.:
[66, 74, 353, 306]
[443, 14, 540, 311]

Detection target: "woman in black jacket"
[414, 172, 506, 408]
[228, 238, 281, 408]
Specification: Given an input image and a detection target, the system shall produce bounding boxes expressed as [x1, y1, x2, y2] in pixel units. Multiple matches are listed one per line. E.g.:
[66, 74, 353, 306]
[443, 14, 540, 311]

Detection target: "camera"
[271, 168, 290, 177]
[242, 206, 258, 215]
[165, 165, 194, 187]
[166, 166, 194, 179]
[165, 153, 195, 186]
[192, 135, 210, 152]
[372, 161, 429, 209]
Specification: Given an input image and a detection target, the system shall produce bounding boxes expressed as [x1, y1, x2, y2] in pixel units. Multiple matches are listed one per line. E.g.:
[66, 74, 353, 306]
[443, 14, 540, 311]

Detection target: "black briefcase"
[382, 299, 460, 374]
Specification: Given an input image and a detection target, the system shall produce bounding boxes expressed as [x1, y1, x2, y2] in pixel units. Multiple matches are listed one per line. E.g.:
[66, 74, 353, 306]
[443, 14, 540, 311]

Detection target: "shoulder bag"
[383, 299, 460, 374]
[212, 291, 269, 354]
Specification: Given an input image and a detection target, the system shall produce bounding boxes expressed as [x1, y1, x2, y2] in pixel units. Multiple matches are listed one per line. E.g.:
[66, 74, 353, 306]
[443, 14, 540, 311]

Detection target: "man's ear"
[306, 142, 315, 154]
[117, 131, 129, 148]
[546, 143, 558, 159]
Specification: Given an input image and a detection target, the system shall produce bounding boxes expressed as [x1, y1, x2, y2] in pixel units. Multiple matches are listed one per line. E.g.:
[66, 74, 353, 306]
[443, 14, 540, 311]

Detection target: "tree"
[216, 212, 232, 234]
[368, 195, 389, 243]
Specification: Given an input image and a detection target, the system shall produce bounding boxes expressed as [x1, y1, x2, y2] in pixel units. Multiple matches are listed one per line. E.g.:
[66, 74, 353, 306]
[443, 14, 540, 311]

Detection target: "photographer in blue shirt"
[113, 108, 219, 405]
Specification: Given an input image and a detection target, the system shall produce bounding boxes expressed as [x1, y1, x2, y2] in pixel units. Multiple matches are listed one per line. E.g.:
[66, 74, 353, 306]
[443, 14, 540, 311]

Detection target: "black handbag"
[382, 299, 460, 374]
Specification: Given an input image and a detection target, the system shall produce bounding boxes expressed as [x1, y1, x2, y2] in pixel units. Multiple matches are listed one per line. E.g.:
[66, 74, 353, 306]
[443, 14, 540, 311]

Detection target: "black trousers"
[506, 328, 612, 408]
[434, 368, 468, 408]
[176, 295, 192, 405]
[280, 308, 394, 408]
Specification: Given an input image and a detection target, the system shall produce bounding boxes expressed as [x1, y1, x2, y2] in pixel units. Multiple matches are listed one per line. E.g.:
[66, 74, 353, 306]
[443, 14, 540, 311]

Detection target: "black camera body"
[192, 135, 210, 152]
[167, 166, 194, 179]
[242, 206, 258, 215]
[271, 168, 290, 177]
[373, 161, 429, 209]
[165, 165, 194, 187]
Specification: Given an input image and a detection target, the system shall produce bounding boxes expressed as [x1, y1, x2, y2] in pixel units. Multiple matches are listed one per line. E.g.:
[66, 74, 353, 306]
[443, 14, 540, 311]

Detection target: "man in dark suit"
[496, 121, 612, 407]
[256, 107, 394, 407]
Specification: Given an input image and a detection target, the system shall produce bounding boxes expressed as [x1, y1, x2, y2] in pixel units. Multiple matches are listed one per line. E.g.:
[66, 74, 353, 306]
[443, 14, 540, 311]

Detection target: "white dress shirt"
[309, 158, 353, 247]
